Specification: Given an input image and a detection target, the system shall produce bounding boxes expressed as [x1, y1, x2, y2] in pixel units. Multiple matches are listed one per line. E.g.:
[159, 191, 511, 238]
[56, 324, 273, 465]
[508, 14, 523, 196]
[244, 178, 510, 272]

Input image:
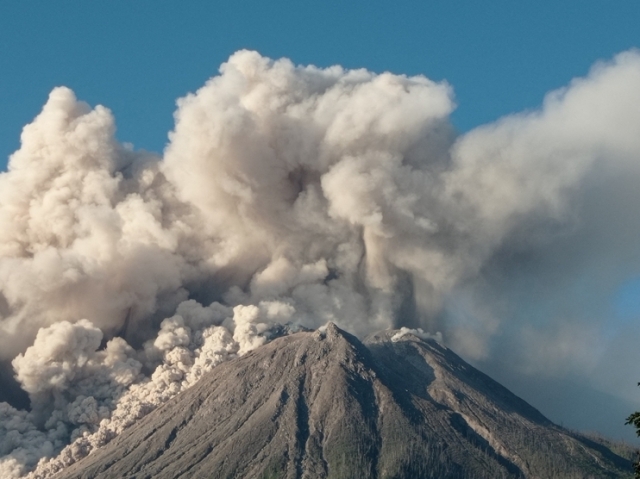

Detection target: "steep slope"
[51, 324, 632, 479]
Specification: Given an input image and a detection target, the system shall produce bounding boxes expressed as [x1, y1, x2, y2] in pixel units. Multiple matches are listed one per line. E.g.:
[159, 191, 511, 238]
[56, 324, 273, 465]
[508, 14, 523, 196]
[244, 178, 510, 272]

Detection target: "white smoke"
[1, 49, 640, 476]
[390, 327, 443, 343]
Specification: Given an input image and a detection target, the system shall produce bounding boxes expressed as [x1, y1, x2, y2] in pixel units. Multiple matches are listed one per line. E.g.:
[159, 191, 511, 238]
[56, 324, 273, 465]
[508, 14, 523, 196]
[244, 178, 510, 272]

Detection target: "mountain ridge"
[47, 324, 633, 479]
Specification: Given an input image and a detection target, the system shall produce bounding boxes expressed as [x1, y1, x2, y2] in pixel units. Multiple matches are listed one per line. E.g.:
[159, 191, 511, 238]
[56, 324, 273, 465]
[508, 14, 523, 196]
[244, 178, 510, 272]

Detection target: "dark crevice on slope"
[568, 432, 636, 475]
[449, 412, 525, 478]
[294, 377, 310, 478]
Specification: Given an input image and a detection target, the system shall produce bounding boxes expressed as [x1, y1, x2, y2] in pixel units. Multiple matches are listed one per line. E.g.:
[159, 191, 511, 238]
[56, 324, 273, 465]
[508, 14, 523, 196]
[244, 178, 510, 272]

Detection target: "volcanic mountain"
[52, 324, 632, 479]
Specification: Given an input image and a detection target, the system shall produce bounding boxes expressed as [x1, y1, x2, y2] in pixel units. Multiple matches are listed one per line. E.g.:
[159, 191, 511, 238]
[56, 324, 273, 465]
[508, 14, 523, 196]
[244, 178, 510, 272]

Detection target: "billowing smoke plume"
[2, 50, 640, 476]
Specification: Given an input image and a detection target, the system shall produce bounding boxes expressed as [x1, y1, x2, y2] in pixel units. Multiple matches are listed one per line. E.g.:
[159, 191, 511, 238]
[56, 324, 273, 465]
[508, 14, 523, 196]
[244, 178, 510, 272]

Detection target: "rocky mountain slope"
[51, 324, 633, 478]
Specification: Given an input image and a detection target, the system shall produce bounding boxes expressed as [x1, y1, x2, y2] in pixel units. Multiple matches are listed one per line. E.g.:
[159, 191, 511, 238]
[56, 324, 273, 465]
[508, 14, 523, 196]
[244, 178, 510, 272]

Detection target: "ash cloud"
[1, 50, 640, 476]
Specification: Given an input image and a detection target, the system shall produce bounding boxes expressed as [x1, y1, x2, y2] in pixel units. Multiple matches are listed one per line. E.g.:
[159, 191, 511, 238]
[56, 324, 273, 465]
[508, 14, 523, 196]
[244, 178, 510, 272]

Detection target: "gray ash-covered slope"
[55, 324, 632, 479]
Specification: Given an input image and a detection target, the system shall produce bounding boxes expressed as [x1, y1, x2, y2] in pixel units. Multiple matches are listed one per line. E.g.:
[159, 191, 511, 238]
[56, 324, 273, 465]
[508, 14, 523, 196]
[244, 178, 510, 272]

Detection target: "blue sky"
[1, 1, 639, 166]
[1, 2, 640, 441]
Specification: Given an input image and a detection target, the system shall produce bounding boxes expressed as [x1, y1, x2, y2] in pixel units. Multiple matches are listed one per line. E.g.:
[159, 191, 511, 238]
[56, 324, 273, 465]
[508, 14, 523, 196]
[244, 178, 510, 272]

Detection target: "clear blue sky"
[1, 1, 639, 168]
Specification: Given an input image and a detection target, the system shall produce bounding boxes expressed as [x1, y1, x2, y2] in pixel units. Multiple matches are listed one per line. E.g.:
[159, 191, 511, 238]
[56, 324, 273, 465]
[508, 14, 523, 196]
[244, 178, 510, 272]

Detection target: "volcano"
[51, 324, 632, 479]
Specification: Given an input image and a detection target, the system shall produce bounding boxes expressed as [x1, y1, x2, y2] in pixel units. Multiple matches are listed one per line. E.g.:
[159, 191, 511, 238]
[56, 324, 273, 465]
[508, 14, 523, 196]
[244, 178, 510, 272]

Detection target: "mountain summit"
[51, 324, 632, 479]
